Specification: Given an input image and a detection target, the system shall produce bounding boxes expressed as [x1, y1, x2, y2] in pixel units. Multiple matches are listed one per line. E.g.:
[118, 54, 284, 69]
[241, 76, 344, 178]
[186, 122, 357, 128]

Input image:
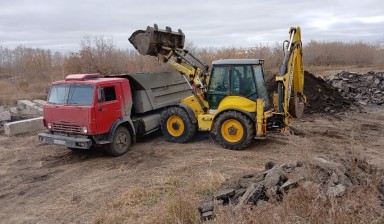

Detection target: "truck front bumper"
[38, 133, 92, 149]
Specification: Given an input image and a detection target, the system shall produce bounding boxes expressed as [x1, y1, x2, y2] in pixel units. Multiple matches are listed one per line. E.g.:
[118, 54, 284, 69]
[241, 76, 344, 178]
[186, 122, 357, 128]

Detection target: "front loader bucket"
[129, 25, 185, 56]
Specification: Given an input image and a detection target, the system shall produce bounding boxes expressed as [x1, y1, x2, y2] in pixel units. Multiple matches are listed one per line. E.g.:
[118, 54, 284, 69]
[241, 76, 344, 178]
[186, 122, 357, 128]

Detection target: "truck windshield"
[48, 84, 94, 106]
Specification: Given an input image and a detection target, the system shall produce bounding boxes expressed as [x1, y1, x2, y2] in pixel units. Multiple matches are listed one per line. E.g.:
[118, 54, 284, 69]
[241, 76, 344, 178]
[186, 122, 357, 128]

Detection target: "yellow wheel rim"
[221, 119, 244, 143]
[166, 115, 185, 137]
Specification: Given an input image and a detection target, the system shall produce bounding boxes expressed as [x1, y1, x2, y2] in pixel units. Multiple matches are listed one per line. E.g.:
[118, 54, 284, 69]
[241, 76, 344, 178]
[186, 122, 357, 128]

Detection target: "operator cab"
[207, 59, 270, 109]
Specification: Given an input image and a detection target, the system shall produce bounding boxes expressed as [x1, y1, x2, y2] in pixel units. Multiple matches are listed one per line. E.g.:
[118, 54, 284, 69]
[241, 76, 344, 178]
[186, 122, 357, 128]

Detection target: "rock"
[198, 202, 214, 213]
[265, 161, 276, 170]
[281, 163, 297, 170]
[201, 211, 214, 221]
[243, 174, 254, 178]
[374, 79, 381, 85]
[280, 175, 305, 192]
[330, 172, 339, 184]
[238, 183, 266, 205]
[213, 189, 235, 200]
[264, 165, 287, 189]
[266, 185, 280, 199]
[9, 107, 20, 114]
[312, 157, 352, 187]
[296, 161, 304, 167]
[327, 184, 346, 198]
[235, 189, 246, 198]
[0, 111, 11, 121]
[32, 99, 47, 108]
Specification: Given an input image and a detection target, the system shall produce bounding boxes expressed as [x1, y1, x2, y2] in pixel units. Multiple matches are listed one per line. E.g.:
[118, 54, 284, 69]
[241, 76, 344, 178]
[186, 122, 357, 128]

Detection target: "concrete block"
[9, 107, 20, 115]
[0, 111, 11, 121]
[17, 100, 36, 110]
[32, 100, 47, 108]
[17, 100, 40, 115]
[4, 117, 44, 136]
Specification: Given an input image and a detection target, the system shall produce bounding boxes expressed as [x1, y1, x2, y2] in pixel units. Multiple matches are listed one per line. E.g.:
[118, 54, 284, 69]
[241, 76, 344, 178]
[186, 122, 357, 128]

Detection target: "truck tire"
[107, 126, 131, 157]
[213, 111, 255, 150]
[161, 107, 196, 143]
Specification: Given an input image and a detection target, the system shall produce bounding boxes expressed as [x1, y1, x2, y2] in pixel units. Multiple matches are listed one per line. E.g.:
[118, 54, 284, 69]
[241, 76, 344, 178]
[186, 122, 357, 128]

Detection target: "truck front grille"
[52, 123, 82, 134]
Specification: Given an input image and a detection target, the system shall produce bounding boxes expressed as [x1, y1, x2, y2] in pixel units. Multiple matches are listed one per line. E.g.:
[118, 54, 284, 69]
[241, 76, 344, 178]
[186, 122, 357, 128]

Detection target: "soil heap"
[265, 71, 352, 114]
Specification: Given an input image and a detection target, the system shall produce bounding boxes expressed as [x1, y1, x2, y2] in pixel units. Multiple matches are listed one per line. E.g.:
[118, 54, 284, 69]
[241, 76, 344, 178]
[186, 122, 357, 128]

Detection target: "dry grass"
[0, 78, 50, 106]
[93, 170, 228, 224]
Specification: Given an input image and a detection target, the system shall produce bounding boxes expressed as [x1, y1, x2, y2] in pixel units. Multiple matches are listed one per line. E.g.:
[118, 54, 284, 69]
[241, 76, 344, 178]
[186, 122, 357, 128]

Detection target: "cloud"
[0, 0, 383, 51]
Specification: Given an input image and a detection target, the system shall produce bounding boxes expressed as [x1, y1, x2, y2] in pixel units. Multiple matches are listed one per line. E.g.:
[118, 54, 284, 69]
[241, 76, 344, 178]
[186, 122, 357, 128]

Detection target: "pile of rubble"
[0, 99, 45, 135]
[198, 154, 383, 221]
[323, 71, 384, 106]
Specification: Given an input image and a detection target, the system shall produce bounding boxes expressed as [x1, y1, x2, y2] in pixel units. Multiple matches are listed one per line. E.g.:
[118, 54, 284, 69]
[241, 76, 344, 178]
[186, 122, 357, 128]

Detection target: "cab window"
[98, 86, 116, 103]
[208, 66, 230, 109]
[231, 65, 257, 100]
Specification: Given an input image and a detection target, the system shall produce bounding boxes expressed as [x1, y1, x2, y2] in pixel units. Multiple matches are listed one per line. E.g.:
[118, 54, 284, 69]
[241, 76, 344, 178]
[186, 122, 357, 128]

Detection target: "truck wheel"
[214, 111, 255, 150]
[107, 126, 131, 157]
[161, 107, 196, 143]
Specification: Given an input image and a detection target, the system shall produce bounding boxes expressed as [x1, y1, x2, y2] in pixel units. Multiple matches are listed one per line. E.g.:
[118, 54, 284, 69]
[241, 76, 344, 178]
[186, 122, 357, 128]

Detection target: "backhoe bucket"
[129, 25, 185, 56]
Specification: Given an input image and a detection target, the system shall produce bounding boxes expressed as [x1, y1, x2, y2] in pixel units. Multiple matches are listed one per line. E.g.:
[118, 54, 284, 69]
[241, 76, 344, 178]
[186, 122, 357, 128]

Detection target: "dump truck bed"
[125, 72, 192, 113]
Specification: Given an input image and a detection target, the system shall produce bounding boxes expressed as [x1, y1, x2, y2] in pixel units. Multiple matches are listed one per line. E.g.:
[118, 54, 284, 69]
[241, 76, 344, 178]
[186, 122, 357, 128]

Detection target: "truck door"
[95, 84, 122, 134]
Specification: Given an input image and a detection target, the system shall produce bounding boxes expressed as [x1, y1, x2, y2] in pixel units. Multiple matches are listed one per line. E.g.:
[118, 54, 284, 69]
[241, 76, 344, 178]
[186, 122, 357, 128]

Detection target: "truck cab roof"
[51, 74, 126, 85]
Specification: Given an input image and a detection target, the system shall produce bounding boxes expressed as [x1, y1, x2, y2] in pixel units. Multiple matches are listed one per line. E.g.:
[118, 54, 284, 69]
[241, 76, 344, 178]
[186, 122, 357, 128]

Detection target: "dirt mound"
[304, 71, 352, 113]
[198, 153, 384, 221]
[265, 71, 352, 114]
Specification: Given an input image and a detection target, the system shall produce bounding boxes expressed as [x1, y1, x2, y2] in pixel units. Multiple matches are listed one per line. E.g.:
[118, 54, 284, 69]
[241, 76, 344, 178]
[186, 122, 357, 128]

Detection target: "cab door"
[95, 84, 122, 134]
[207, 66, 230, 109]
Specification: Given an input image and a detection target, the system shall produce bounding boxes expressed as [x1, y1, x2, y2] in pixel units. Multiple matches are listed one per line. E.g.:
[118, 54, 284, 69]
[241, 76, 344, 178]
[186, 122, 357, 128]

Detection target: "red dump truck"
[38, 72, 191, 156]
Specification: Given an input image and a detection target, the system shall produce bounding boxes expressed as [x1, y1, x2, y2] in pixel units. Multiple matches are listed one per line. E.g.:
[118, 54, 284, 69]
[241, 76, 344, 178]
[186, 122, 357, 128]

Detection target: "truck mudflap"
[38, 133, 92, 149]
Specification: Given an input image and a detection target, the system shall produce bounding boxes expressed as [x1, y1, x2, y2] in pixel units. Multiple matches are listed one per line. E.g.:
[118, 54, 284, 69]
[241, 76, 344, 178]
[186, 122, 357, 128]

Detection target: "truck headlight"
[47, 123, 52, 129]
[82, 127, 88, 134]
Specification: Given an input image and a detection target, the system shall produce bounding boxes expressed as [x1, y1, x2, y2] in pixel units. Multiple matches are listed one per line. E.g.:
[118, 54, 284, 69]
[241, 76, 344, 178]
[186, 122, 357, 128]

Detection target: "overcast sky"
[1, 0, 383, 52]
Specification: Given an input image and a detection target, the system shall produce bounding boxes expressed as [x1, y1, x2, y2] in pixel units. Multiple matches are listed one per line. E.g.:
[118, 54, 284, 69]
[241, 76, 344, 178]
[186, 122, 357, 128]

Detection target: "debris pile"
[198, 154, 382, 221]
[323, 71, 384, 106]
[0, 99, 45, 134]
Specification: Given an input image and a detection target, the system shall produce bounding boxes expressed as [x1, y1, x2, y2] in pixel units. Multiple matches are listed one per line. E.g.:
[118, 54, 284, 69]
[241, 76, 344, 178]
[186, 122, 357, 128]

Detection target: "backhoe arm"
[276, 27, 305, 119]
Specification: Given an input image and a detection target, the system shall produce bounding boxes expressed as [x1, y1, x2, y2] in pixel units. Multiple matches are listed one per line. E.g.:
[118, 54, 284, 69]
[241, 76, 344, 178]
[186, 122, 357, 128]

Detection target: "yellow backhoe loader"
[129, 24, 305, 150]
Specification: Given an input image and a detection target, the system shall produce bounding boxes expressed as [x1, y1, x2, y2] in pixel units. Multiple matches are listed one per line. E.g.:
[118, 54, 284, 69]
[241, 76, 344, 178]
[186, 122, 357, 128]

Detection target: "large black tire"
[161, 107, 197, 143]
[107, 126, 131, 157]
[213, 111, 255, 150]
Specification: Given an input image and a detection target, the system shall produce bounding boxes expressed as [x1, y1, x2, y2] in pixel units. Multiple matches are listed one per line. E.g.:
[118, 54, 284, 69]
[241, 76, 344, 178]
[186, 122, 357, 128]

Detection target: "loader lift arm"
[129, 25, 209, 112]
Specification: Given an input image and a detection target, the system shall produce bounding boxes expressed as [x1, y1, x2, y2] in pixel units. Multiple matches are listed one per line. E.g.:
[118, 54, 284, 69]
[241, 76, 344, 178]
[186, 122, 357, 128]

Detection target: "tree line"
[1, 36, 383, 81]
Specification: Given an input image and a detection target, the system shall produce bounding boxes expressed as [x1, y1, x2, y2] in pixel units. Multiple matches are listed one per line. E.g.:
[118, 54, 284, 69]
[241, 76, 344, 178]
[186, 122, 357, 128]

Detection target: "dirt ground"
[0, 103, 383, 223]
